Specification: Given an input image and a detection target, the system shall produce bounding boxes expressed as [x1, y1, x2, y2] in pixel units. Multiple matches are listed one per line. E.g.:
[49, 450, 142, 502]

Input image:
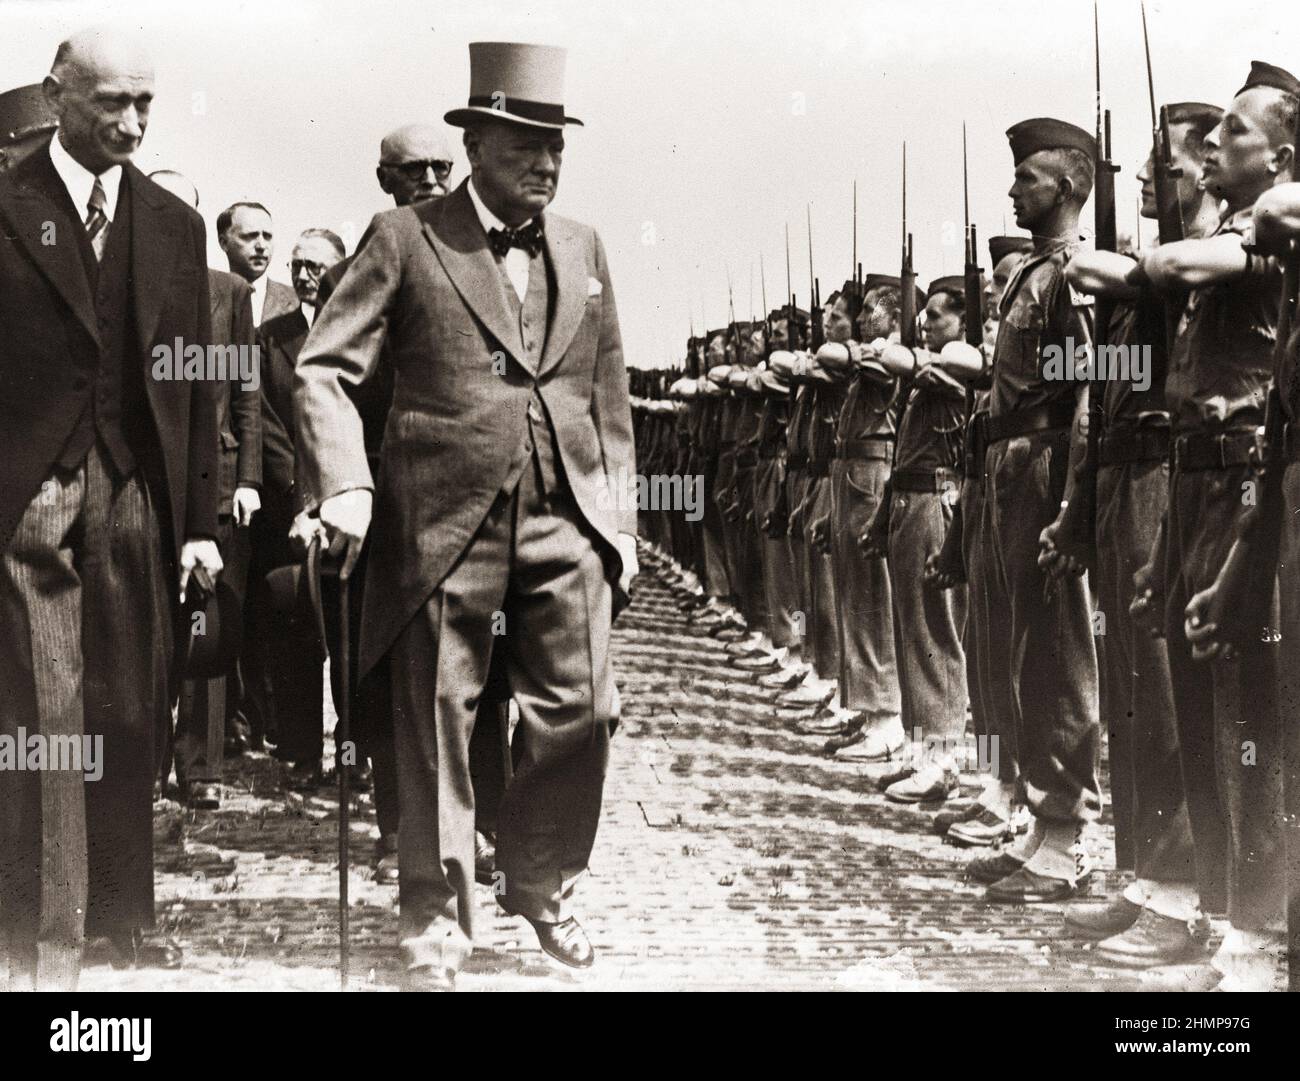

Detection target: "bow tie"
[488, 220, 545, 259]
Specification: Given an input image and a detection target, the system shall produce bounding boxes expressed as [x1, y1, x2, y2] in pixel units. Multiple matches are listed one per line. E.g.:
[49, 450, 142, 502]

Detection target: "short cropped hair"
[216, 201, 271, 238]
[298, 227, 346, 260]
[1036, 147, 1095, 204]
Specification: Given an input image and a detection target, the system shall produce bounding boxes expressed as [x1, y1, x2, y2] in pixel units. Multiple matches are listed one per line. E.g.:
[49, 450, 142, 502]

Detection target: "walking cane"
[305, 536, 349, 989]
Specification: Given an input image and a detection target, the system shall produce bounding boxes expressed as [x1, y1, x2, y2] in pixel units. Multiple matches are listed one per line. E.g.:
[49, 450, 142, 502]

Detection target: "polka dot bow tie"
[488, 220, 545, 259]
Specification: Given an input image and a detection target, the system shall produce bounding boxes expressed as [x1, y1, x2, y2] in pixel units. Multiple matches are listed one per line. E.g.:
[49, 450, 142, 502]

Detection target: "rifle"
[808, 205, 824, 350]
[932, 126, 984, 586]
[863, 144, 914, 559]
[1141, 0, 1187, 346]
[1057, 4, 1117, 565]
[899, 143, 918, 351]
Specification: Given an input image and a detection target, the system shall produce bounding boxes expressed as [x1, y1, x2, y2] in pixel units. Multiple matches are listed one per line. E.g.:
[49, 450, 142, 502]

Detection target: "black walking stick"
[305, 535, 350, 989]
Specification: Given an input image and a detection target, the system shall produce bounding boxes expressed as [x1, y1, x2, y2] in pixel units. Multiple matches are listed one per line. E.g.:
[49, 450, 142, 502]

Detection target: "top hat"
[444, 42, 583, 131]
[0, 84, 56, 146]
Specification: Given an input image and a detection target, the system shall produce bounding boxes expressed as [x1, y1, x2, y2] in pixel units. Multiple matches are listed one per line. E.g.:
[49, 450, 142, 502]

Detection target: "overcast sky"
[5, 0, 1297, 367]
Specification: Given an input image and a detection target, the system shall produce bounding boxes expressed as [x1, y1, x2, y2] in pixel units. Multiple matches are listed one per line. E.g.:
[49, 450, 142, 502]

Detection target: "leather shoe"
[474, 831, 497, 887]
[986, 866, 1090, 903]
[1063, 895, 1142, 940]
[525, 915, 594, 969]
[759, 664, 809, 690]
[931, 799, 982, 835]
[282, 760, 323, 792]
[946, 807, 1015, 847]
[732, 653, 781, 673]
[109, 929, 183, 970]
[965, 849, 1024, 884]
[186, 781, 221, 810]
[1096, 909, 1209, 967]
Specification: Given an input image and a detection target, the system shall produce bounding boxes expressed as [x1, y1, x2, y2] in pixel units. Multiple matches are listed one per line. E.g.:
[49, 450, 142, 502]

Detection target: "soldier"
[738, 311, 809, 682]
[1129, 63, 1298, 990]
[930, 236, 1034, 847]
[1056, 102, 1223, 966]
[965, 118, 1101, 903]
[865, 276, 974, 803]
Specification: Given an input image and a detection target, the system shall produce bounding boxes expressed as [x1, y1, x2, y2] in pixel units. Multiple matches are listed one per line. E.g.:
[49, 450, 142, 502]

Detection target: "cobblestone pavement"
[82, 545, 1221, 992]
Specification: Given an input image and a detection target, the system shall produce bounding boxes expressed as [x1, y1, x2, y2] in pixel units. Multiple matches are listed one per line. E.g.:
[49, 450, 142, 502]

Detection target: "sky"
[5, 0, 1298, 367]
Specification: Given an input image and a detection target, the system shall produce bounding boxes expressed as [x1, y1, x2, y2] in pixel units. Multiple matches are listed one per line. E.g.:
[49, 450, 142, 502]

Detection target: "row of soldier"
[631, 59, 1300, 992]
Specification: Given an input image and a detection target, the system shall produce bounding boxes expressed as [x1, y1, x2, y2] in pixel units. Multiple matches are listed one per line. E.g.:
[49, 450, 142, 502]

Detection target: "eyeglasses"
[289, 259, 329, 278]
[381, 158, 453, 180]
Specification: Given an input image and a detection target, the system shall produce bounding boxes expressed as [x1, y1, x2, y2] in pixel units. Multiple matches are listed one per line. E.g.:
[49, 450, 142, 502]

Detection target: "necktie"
[487, 220, 544, 259]
[85, 177, 110, 262]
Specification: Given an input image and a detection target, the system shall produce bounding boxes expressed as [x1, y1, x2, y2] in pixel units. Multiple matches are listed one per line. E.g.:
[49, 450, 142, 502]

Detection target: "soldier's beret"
[988, 235, 1034, 267]
[0, 83, 56, 145]
[1006, 117, 1097, 164]
[926, 275, 966, 301]
[1236, 61, 1300, 99]
[863, 273, 925, 312]
[1164, 102, 1223, 130]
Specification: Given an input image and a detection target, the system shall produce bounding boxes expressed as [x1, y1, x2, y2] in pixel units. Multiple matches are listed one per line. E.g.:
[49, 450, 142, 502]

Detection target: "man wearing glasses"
[253, 228, 345, 790]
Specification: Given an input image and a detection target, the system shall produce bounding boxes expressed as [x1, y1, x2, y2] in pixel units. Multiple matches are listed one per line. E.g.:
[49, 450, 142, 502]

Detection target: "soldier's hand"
[809, 514, 830, 552]
[232, 486, 261, 527]
[1129, 560, 1165, 638]
[922, 550, 959, 590]
[319, 489, 373, 580]
[1038, 517, 1086, 579]
[1184, 584, 1235, 663]
[179, 538, 224, 603]
[858, 515, 888, 560]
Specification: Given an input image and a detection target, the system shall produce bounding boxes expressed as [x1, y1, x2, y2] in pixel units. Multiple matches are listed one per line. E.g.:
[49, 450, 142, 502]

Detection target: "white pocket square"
[587, 277, 603, 297]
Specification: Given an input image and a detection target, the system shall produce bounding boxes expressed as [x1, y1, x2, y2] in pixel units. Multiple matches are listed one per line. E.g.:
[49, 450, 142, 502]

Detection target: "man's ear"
[1056, 174, 1076, 207]
[42, 74, 63, 115]
[376, 165, 393, 195]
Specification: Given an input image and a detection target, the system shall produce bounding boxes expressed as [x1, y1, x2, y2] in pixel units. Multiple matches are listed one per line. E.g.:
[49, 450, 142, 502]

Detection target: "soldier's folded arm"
[1251, 181, 1300, 255]
[1066, 248, 1143, 300]
[1136, 233, 1253, 290]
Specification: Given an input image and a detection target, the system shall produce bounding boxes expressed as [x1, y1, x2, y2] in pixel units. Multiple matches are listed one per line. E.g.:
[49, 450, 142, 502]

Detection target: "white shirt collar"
[247, 274, 267, 324]
[468, 176, 533, 237]
[48, 131, 122, 223]
[300, 301, 315, 327]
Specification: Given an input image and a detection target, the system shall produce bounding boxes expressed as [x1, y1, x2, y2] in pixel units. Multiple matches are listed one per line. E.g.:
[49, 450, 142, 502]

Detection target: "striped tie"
[85, 177, 109, 261]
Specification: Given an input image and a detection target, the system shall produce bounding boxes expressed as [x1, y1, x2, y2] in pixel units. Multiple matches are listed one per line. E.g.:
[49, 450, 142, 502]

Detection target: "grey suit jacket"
[293, 179, 636, 677]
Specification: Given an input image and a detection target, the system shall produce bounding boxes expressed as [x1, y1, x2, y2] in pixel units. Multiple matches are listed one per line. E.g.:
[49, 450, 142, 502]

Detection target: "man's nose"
[117, 107, 143, 139]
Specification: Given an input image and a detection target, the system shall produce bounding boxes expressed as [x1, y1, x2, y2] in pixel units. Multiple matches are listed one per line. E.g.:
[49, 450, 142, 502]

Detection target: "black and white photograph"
[1, 0, 1298, 1035]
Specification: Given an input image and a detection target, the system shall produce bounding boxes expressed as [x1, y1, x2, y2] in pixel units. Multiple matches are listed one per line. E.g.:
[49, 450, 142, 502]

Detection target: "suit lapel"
[538, 215, 586, 378]
[0, 146, 99, 346]
[128, 165, 183, 349]
[419, 181, 526, 370]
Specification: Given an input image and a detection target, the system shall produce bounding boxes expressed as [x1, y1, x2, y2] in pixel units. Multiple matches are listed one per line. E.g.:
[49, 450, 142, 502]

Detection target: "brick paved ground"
[81, 544, 1223, 991]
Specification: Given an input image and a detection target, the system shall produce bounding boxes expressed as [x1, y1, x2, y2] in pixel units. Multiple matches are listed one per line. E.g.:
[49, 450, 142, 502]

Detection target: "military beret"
[988, 235, 1034, 267]
[863, 273, 925, 312]
[1164, 101, 1223, 130]
[0, 84, 56, 145]
[926, 275, 966, 301]
[1236, 61, 1300, 99]
[772, 306, 809, 325]
[1006, 117, 1096, 165]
